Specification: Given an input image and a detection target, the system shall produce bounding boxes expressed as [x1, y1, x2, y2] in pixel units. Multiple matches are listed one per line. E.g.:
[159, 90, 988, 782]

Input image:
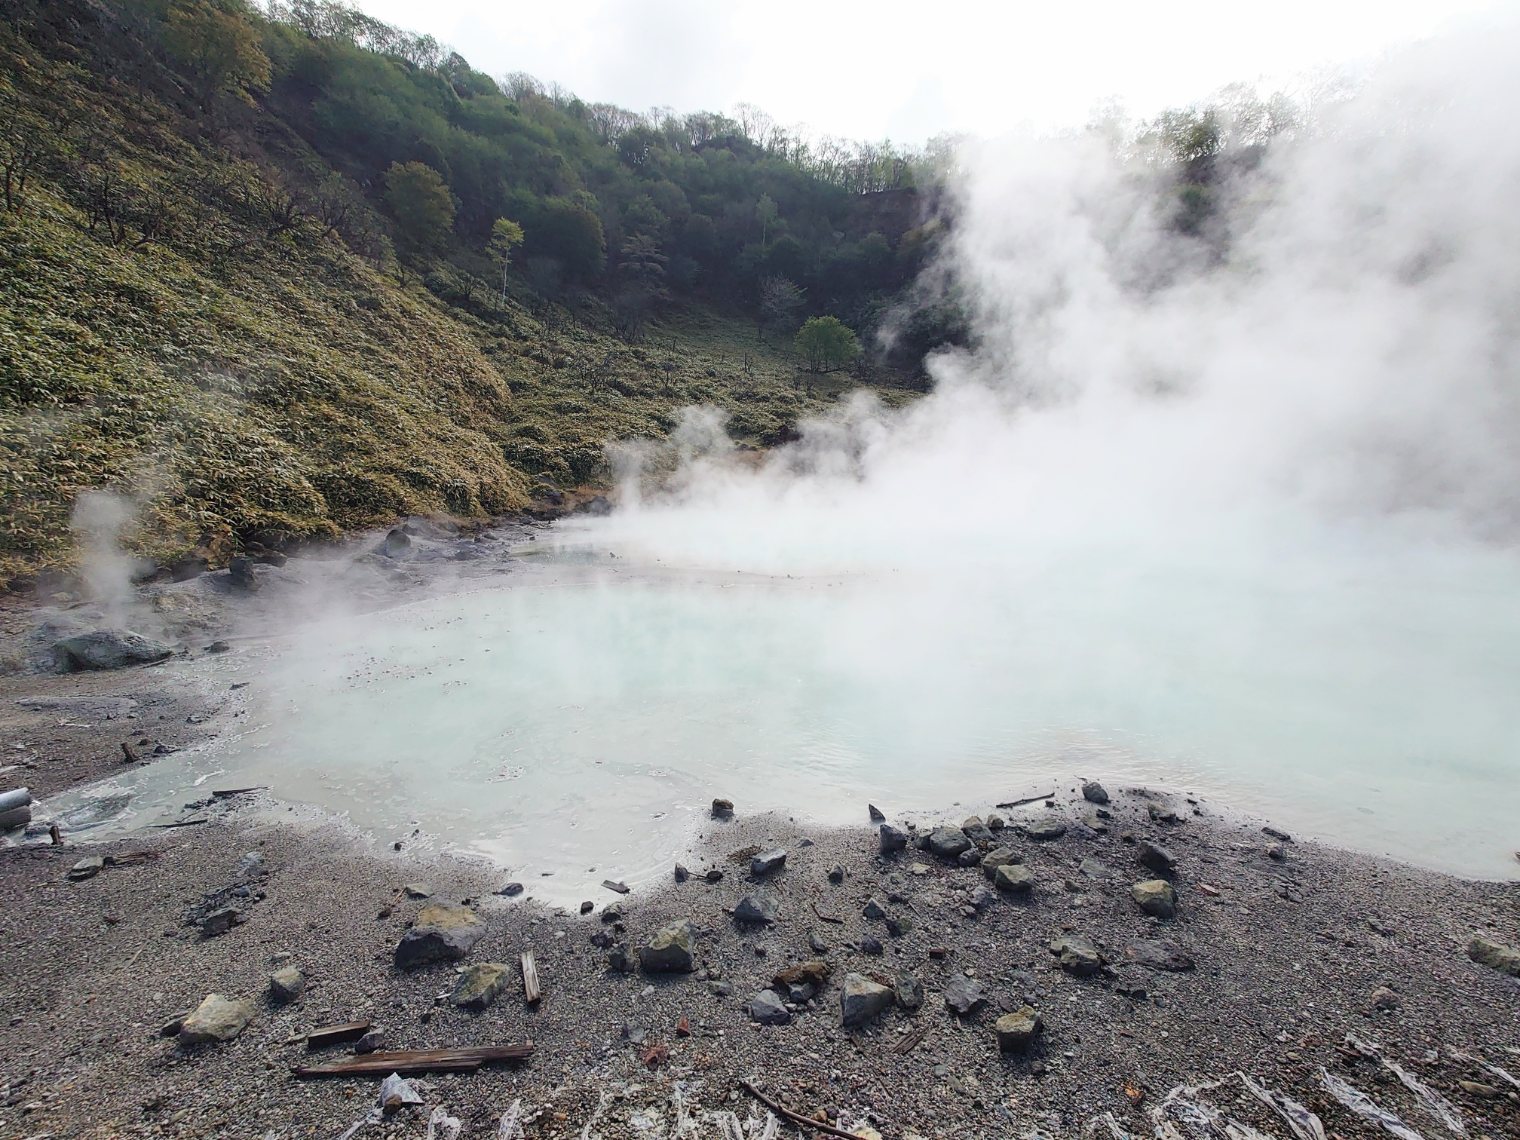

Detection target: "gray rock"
[1081, 781, 1110, 805]
[268, 966, 305, 1004]
[67, 856, 104, 881]
[943, 975, 987, 1016]
[862, 897, 888, 921]
[828, 864, 846, 884]
[995, 1006, 1042, 1051]
[987, 814, 1005, 830]
[962, 816, 995, 847]
[640, 920, 695, 972]
[734, 894, 779, 924]
[178, 994, 254, 1044]
[1266, 842, 1288, 862]
[354, 1029, 384, 1054]
[1078, 857, 1114, 880]
[808, 931, 830, 953]
[840, 973, 894, 1028]
[452, 962, 512, 1009]
[751, 849, 787, 877]
[969, 884, 998, 912]
[674, 864, 690, 883]
[394, 904, 486, 969]
[497, 882, 525, 897]
[1130, 879, 1177, 919]
[1124, 940, 1195, 971]
[711, 798, 734, 818]
[896, 974, 924, 1011]
[199, 907, 243, 938]
[980, 847, 1021, 879]
[868, 804, 886, 822]
[749, 990, 791, 1025]
[608, 944, 632, 973]
[957, 848, 981, 867]
[227, 555, 260, 591]
[879, 824, 908, 853]
[858, 935, 884, 955]
[379, 1073, 422, 1113]
[53, 629, 173, 673]
[403, 882, 432, 899]
[1023, 816, 1067, 842]
[1370, 986, 1402, 1011]
[926, 826, 972, 860]
[994, 864, 1035, 894]
[1147, 801, 1180, 823]
[1137, 840, 1177, 875]
[1468, 935, 1520, 977]
[1049, 934, 1104, 976]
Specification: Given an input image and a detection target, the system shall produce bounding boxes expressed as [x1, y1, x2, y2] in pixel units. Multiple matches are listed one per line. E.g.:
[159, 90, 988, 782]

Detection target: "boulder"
[53, 629, 173, 673]
[734, 894, 779, 924]
[452, 962, 512, 1010]
[178, 994, 254, 1044]
[394, 904, 486, 969]
[1131, 879, 1177, 919]
[750, 849, 787, 877]
[1467, 935, 1520, 977]
[994, 864, 1035, 894]
[640, 920, 695, 973]
[925, 827, 972, 860]
[268, 966, 306, 1004]
[1137, 840, 1177, 875]
[840, 973, 894, 1029]
[1049, 934, 1104, 976]
[980, 847, 1021, 878]
[749, 990, 791, 1025]
[995, 1006, 1042, 1051]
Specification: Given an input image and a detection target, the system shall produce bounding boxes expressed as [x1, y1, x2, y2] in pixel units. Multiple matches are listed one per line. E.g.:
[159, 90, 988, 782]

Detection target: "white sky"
[350, 0, 1507, 144]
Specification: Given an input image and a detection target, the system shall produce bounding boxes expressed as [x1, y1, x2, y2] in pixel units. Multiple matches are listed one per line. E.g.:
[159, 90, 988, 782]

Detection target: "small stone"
[808, 931, 829, 953]
[969, 884, 998, 911]
[774, 959, 830, 988]
[943, 975, 987, 1016]
[608, 944, 632, 972]
[178, 994, 254, 1044]
[828, 864, 845, 884]
[579, 900, 594, 915]
[858, 935, 884, 955]
[1369, 986, 1402, 1011]
[705, 868, 724, 883]
[1457, 1081, 1502, 1099]
[1130, 880, 1177, 919]
[840, 973, 894, 1028]
[751, 849, 787, 877]
[957, 848, 981, 867]
[734, 894, 779, 924]
[1147, 801, 1180, 823]
[980, 847, 1021, 878]
[1049, 934, 1104, 976]
[749, 990, 791, 1025]
[403, 883, 432, 899]
[640, 920, 696, 973]
[1078, 857, 1113, 880]
[1467, 935, 1520, 977]
[863, 897, 888, 921]
[711, 798, 735, 819]
[1266, 842, 1287, 862]
[394, 904, 486, 969]
[497, 882, 524, 897]
[1023, 816, 1067, 842]
[995, 1006, 1042, 1051]
[994, 864, 1035, 894]
[1081, 781, 1110, 805]
[379, 1073, 422, 1113]
[962, 816, 995, 847]
[268, 966, 305, 1004]
[452, 962, 512, 1010]
[868, 804, 886, 822]
[879, 824, 908, 853]
[199, 907, 242, 938]
[354, 1030, 384, 1054]
[1262, 826, 1292, 842]
[674, 864, 690, 883]
[885, 913, 914, 937]
[987, 815, 1005, 830]
[896, 974, 924, 1011]
[1137, 841, 1177, 875]
[67, 856, 105, 881]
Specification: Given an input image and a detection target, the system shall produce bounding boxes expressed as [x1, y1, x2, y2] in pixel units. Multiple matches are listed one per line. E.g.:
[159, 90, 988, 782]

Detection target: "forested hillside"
[0, 0, 943, 585]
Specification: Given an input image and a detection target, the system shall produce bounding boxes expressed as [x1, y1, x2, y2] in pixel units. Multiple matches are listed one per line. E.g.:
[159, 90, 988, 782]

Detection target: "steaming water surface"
[68, 521, 1520, 902]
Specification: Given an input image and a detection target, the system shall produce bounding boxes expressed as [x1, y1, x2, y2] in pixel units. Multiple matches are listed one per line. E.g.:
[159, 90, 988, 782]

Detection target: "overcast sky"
[350, 0, 1506, 144]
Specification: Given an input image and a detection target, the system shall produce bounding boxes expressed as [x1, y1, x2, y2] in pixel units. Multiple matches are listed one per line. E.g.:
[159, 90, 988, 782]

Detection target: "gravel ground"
[1, 526, 1518, 1139]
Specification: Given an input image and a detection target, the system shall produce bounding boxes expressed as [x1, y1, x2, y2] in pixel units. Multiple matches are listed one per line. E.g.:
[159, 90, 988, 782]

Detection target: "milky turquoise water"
[49, 525, 1520, 900]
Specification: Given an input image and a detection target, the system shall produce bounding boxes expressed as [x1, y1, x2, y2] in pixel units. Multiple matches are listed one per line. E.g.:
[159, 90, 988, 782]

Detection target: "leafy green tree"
[488, 216, 524, 300]
[162, 0, 272, 111]
[795, 315, 860, 373]
[383, 161, 455, 263]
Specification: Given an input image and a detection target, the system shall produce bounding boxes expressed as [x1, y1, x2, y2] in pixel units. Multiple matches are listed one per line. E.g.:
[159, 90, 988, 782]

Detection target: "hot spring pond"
[54, 541, 1520, 902]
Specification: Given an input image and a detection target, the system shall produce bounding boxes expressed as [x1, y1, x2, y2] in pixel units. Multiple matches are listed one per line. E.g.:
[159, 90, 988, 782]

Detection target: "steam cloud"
[596, 18, 1520, 570]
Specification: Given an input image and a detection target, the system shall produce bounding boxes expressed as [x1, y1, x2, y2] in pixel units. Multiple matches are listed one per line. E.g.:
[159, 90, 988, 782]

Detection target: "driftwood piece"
[521, 952, 541, 1004]
[211, 786, 267, 798]
[305, 1021, 372, 1049]
[995, 791, 1055, 809]
[738, 1080, 876, 1140]
[152, 818, 208, 829]
[600, 879, 630, 894]
[891, 1024, 933, 1056]
[293, 1044, 534, 1077]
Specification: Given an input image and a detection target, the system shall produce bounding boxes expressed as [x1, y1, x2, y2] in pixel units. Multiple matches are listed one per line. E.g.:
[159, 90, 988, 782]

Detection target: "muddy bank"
[1, 783, 1518, 1139]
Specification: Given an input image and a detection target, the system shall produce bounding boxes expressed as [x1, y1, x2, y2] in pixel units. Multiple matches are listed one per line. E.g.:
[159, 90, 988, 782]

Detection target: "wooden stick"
[304, 1021, 371, 1049]
[811, 901, 844, 925]
[738, 1080, 876, 1140]
[211, 786, 266, 798]
[995, 791, 1055, 809]
[521, 952, 541, 1004]
[890, 1024, 932, 1056]
[151, 818, 208, 829]
[292, 1044, 534, 1078]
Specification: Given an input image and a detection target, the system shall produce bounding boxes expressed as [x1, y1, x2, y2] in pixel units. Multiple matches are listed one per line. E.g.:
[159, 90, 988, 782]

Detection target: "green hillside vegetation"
[0, 0, 937, 586]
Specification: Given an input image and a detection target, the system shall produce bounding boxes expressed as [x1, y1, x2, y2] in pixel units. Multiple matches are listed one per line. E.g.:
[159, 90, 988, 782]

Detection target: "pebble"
[943, 975, 987, 1016]
[1130, 879, 1177, 919]
[749, 990, 791, 1025]
[734, 894, 779, 924]
[1137, 841, 1177, 875]
[268, 966, 305, 1004]
[751, 849, 787, 877]
[996, 1006, 1042, 1050]
[840, 973, 894, 1028]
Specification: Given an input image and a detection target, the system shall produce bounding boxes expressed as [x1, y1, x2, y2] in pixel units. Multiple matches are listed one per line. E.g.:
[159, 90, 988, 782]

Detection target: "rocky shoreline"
[1, 524, 1519, 1139]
